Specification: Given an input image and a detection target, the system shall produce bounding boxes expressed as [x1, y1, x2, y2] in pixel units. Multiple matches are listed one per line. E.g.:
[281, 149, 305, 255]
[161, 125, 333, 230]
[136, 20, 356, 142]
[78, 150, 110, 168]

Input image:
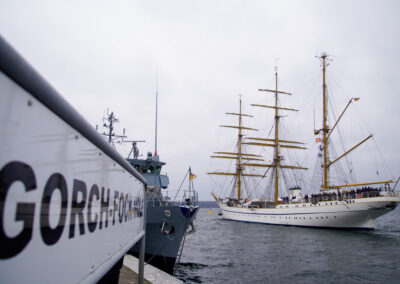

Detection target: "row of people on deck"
[225, 185, 391, 206]
[280, 186, 386, 204]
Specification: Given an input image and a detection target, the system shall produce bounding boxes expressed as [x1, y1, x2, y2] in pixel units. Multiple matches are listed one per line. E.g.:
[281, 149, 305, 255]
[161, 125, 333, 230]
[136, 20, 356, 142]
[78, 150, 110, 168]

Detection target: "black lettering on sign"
[87, 184, 99, 233]
[40, 173, 68, 246]
[0, 161, 36, 259]
[112, 190, 119, 225]
[118, 194, 125, 223]
[126, 196, 133, 221]
[0, 160, 144, 258]
[124, 194, 129, 222]
[99, 187, 109, 229]
[140, 197, 144, 217]
[69, 179, 87, 238]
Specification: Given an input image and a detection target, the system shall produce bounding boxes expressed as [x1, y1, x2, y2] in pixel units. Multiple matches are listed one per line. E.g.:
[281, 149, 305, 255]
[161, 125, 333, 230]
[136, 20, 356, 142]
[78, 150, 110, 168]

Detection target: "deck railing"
[147, 190, 198, 207]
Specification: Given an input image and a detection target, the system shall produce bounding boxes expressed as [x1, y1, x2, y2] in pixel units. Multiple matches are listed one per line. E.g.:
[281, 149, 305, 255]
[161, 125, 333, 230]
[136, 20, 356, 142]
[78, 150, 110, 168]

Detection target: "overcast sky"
[1, 0, 400, 200]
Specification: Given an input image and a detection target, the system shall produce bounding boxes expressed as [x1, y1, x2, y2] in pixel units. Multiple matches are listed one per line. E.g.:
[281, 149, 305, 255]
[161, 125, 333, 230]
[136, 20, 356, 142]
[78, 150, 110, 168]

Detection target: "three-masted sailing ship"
[209, 53, 400, 230]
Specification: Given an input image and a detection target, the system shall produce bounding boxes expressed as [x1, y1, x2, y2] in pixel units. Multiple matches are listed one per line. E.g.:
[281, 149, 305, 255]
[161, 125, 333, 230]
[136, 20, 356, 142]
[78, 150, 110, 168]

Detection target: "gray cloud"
[1, 0, 399, 200]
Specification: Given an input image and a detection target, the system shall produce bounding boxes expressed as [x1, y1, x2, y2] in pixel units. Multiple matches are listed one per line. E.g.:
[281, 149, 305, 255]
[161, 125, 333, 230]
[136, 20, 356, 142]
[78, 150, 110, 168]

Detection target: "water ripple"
[175, 207, 400, 283]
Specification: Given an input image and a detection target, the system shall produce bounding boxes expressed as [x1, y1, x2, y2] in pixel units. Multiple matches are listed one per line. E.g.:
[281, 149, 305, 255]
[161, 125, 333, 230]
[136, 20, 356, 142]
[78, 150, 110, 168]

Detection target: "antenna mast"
[155, 74, 158, 156]
[102, 110, 127, 147]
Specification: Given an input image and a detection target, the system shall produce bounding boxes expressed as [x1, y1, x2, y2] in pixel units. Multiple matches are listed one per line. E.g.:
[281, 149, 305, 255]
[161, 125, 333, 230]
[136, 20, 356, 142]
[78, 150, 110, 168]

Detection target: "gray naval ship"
[100, 108, 199, 274]
[127, 142, 199, 274]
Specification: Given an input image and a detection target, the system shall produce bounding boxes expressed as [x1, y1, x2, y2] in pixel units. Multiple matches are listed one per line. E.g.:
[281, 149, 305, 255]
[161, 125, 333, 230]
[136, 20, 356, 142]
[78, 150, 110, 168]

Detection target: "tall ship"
[100, 111, 199, 274]
[209, 53, 400, 230]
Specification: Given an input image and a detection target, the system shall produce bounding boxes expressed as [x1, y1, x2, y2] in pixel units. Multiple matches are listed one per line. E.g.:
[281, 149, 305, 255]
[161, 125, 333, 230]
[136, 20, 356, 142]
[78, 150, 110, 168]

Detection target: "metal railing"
[147, 190, 198, 207]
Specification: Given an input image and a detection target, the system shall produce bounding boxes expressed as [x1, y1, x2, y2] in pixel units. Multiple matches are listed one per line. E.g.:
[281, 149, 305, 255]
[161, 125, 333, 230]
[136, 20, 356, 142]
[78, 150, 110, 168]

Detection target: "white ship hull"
[218, 195, 400, 230]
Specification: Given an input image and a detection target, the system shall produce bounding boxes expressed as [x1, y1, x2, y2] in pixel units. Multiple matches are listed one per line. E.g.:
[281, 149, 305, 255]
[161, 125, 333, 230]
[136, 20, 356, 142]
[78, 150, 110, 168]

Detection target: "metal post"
[138, 236, 145, 284]
[138, 193, 147, 284]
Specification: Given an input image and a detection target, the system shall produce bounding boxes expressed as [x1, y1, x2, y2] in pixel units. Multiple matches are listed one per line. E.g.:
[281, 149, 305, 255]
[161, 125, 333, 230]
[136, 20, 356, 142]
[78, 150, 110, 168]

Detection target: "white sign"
[0, 71, 145, 283]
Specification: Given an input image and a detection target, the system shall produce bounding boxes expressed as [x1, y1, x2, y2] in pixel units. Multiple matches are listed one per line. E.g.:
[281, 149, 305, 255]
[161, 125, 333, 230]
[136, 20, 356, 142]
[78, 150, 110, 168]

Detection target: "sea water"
[175, 207, 400, 283]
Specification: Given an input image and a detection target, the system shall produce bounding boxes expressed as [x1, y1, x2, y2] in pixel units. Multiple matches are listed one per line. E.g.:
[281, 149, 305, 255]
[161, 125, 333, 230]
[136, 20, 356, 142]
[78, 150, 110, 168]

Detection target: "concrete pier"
[119, 255, 183, 284]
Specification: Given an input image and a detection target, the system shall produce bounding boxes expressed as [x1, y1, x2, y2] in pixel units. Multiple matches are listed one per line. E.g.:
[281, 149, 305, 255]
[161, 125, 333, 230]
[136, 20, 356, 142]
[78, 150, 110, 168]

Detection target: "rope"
[172, 169, 189, 202]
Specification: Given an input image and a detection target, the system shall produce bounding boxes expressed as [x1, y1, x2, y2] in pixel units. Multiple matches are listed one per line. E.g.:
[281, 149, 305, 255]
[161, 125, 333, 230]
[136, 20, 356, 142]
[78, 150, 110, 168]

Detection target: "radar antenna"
[125, 140, 146, 159]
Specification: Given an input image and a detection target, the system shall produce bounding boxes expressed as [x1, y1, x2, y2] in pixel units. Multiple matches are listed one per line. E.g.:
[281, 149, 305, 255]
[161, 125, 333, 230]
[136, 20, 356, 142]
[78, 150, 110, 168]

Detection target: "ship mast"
[273, 68, 280, 205]
[322, 53, 329, 190]
[101, 110, 127, 147]
[318, 52, 388, 190]
[245, 68, 307, 206]
[237, 97, 243, 201]
[208, 98, 262, 201]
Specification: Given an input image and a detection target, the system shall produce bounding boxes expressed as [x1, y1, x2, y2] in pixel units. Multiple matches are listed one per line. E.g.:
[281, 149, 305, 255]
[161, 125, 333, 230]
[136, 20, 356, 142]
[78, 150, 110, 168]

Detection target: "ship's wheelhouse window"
[155, 166, 161, 175]
[140, 165, 147, 173]
[148, 165, 156, 174]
